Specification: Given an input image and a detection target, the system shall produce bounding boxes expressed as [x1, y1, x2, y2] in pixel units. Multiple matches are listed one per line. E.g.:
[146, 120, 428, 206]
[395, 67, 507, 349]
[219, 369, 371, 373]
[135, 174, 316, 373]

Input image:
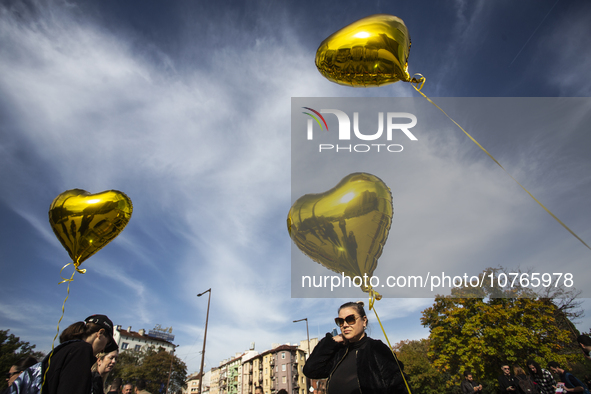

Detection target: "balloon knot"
[58, 262, 85, 285]
[368, 287, 382, 310]
[410, 74, 426, 91]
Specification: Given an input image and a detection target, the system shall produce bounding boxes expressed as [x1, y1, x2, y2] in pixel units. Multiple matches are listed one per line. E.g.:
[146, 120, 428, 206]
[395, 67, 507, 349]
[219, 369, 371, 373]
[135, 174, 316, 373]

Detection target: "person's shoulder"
[65, 340, 93, 354]
[363, 336, 398, 362]
[364, 337, 390, 351]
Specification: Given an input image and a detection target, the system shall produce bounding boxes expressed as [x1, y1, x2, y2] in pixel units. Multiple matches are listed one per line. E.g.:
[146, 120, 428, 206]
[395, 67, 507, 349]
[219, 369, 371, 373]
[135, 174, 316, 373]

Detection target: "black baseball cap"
[85, 315, 114, 337]
[103, 338, 119, 353]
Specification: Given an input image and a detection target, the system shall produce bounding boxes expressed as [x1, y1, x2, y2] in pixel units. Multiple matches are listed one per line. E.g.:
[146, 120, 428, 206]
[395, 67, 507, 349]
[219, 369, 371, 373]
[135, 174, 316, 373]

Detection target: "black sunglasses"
[335, 314, 361, 327]
[6, 371, 20, 379]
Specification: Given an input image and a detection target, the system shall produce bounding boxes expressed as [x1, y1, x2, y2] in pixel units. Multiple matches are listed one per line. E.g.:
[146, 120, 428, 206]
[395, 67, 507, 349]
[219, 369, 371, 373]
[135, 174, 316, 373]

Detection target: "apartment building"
[113, 325, 175, 353]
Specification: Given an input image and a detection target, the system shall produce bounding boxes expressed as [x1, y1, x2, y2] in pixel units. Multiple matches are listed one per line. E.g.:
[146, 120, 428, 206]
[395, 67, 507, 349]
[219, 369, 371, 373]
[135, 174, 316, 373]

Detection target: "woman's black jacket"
[303, 333, 410, 394]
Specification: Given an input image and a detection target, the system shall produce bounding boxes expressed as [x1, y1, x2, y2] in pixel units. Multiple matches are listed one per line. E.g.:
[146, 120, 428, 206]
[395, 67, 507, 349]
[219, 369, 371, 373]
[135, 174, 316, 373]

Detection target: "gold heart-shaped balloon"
[49, 189, 133, 267]
[288, 173, 393, 292]
[315, 14, 412, 87]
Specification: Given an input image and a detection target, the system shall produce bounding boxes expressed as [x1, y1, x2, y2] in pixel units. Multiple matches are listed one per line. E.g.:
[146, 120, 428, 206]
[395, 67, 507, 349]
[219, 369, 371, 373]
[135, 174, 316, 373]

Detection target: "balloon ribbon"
[42, 261, 86, 391]
[368, 287, 413, 394]
[410, 75, 590, 251]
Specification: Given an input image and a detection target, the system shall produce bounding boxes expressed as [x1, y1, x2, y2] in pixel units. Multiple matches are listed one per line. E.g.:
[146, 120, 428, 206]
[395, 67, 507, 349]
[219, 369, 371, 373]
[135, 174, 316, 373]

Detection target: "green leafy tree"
[421, 267, 580, 392]
[393, 338, 452, 394]
[0, 330, 45, 390]
[110, 348, 144, 385]
[109, 346, 187, 394]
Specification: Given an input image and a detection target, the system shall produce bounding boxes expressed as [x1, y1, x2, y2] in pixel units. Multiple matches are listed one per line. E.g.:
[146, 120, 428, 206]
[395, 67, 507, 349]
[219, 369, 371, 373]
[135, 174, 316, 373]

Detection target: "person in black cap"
[42, 314, 114, 394]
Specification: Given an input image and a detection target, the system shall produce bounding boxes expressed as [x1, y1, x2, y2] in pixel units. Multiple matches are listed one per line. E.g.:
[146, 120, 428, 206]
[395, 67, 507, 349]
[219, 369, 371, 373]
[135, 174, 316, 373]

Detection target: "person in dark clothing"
[499, 364, 518, 394]
[43, 314, 114, 394]
[548, 362, 589, 394]
[106, 377, 122, 394]
[514, 365, 538, 394]
[527, 360, 555, 394]
[303, 301, 410, 394]
[577, 335, 591, 361]
[461, 371, 483, 394]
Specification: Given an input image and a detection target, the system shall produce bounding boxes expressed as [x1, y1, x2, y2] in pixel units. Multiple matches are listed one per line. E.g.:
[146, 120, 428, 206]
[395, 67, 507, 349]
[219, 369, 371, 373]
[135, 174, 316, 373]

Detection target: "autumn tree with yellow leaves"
[420, 267, 584, 393]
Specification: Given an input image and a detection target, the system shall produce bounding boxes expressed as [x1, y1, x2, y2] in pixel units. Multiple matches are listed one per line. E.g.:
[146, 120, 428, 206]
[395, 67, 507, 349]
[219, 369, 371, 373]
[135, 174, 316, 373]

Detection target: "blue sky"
[1, 0, 590, 375]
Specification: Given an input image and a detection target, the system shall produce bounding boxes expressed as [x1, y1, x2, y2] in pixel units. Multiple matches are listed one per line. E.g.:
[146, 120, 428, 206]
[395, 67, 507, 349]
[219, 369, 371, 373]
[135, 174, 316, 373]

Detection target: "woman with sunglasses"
[2, 357, 38, 394]
[303, 301, 409, 394]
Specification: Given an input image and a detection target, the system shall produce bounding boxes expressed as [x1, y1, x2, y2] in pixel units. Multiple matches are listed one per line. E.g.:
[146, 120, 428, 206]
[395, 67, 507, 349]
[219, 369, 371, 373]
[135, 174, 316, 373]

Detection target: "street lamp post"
[165, 344, 178, 394]
[293, 318, 311, 393]
[197, 288, 212, 394]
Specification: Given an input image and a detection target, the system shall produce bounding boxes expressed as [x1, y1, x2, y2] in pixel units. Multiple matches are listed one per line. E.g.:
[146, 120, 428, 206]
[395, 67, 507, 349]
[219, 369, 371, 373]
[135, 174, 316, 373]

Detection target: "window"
[135, 345, 141, 351]
[121, 342, 128, 350]
[282, 377, 286, 384]
[281, 352, 285, 359]
[282, 364, 286, 371]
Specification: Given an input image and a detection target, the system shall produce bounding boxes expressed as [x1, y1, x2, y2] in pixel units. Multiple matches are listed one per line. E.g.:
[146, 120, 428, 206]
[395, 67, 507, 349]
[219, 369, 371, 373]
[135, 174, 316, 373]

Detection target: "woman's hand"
[332, 334, 346, 343]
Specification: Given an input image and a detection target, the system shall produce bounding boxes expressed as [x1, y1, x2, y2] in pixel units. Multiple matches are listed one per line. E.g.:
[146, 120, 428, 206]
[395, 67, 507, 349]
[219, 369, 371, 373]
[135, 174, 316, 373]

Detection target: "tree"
[393, 338, 452, 394]
[421, 267, 581, 392]
[0, 330, 45, 390]
[109, 346, 187, 394]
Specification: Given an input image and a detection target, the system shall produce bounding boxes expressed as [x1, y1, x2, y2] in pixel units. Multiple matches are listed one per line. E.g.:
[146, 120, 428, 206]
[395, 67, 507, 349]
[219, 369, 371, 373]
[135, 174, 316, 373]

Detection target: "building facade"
[113, 325, 175, 353]
[242, 344, 307, 394]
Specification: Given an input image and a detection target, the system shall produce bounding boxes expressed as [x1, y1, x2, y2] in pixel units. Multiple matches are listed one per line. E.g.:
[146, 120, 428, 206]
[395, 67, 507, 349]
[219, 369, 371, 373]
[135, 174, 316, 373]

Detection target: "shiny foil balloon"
[49, 189, 133, 267]
[288, 173, 393, 292]
[315, 14, 412, 87]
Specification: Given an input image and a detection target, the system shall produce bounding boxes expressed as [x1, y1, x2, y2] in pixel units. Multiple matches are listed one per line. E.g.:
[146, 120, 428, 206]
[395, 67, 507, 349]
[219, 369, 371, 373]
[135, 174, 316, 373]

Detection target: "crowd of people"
[461, 335, 591, 394]
[4, 308, 591, 394]
[2, 314, 151, 394]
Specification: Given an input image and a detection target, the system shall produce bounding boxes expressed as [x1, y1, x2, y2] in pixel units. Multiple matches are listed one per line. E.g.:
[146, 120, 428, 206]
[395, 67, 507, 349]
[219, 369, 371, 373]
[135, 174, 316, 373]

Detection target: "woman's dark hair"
[527, 360, 542, 378]
[338, 301, 367, 319]
[578, 335, 591, 347]
[14, 356, 38, 372]
[59, 321, 104, 343]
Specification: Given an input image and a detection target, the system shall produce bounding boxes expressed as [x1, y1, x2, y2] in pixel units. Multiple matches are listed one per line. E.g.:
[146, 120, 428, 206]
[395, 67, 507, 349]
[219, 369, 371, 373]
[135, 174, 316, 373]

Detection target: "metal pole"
[197, 289, 212, 394]
[165, 345, 177, 394]
[293, 318, 311, 393]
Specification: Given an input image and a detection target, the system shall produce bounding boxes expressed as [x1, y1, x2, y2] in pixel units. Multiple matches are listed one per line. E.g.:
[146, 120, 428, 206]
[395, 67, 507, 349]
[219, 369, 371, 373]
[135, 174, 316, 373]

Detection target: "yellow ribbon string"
[409, 77, 591, 251]
[42, 261, 86, 392]
[368, 288, 413, 394]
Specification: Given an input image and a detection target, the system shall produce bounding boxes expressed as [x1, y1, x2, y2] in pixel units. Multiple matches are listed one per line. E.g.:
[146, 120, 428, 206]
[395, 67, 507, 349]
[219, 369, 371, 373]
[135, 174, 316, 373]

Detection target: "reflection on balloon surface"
[288, 173, 393, 292]
[315, 14, 412, 87]
[49, 189, 133, 267]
